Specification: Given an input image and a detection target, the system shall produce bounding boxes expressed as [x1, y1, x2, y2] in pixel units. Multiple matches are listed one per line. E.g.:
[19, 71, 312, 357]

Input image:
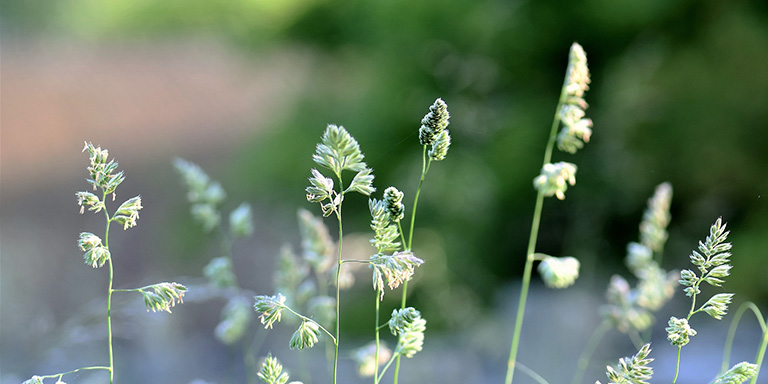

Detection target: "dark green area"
[4, 0, 767, 325]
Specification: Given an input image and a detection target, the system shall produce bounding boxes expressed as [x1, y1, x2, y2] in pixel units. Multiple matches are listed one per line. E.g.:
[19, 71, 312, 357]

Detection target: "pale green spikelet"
[190, 203, 221, 232]
[429, 129, 451, 161]
[389, 307, 421, 335]
[369, 198, 401, 254]
[393, 310, 426, 358]
[258, 354, 290, 384]
[229, 202, 255, 238]
[289, 320, 321, 350]
[112, 196, 142, 230]
[312, 124, 369, 175]
[556, 43, 592, 154]
[419, 98, 450, 146]
[297, 208, 335, 273]
[710, 362, 759, 384]
[78, 232, 110, 268]
[700, 293, 734, 320]
[215, 296, 253, 345]
[383, 186, 405, 222]
[537, 255, 580, 289]
[140, 282, 188, 313]
[345, 167, 376, 196]
[639, 182, 673, 253]
[533, 162, 577, 200]
[203, 256, 238, 289]
[602, 275, 654, 333]
[370, 251, 424, 299]
[666, 316, 697, 346]
[353, 341, 392, 377]
[173, 158, 226, 232]
[22, 376, 44, 384]
[75, 191, 104, 214]
[83, 141, 125, 194]
[254, 294, 287, 329]
[597, 343, 653, 384]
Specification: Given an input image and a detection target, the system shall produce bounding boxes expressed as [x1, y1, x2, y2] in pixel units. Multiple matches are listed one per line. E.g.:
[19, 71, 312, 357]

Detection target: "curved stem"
[721, 302, 767, 384]
[504, 89, 565, 384]
[722, 302, 760, 372]
[103, 191, 115, 384]
[571, 320, 610, 384]
[37, 366, 112, 381]
[283, 304, 337, 344]
[375, 289, 382, 384]
[753, 323, 767, 384]
[516, 363, 550, 384]
[377, 352, 400, 383]
[672, 346, 682, 384]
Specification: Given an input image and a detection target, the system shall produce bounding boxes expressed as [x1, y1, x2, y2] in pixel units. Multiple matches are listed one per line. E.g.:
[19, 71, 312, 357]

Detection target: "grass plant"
[253, 98, 451, 384]
[18, 43, 767, 384]
[22, 143, 187, 384]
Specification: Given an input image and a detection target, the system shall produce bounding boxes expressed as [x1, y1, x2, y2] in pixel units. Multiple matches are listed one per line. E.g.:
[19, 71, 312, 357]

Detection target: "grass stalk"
[394, 145, 430, 384]
[721, 302, 767, 384]
[504, 94, 565, 384]
[103, 191, 115, 384]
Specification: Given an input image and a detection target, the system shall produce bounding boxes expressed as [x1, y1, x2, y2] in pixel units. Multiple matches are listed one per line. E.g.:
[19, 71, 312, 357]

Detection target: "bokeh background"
[2, 0, 768, 383]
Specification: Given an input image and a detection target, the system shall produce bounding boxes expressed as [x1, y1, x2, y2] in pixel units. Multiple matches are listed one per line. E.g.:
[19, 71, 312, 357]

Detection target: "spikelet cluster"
[602, 183, 678, 333]
[596, 343, 654, 384]
[419, 98, 452, 161]
[556, 43, 593, 154]
[140, 282, 187, 313]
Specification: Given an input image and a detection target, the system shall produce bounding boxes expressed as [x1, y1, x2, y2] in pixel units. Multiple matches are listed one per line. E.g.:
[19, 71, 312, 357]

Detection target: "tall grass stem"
[504, 95, 565, 384]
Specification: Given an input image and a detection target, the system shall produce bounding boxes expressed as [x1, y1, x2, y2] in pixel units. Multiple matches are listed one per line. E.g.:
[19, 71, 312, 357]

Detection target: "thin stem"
[283, 305, 337, 345]
[332, 175, 345, 384]
[722, 302, 761, 372]
[375, 289, 382, 384]
[516, 363, 550, 384]
[37, 366, 112, 380]
[377, 352, 400, 383]
[103, 191, 115, 384]
[628, 328, 645, 351]
[394, 145, 430, 384]
[505, 89, 565, 384]
[571, 320, 610, 384]
[753, 323, 768, 384]
[722, 302, 767, 384]
[673, 346, 682, 383]
[407, 145, 429, 251]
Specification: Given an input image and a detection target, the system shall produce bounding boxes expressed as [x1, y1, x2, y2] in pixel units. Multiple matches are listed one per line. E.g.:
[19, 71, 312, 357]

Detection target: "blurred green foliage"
[4, 0, 767, 308]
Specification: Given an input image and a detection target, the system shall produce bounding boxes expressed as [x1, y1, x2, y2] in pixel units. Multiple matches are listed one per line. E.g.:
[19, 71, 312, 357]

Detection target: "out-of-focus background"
[2, 1, 768, 383]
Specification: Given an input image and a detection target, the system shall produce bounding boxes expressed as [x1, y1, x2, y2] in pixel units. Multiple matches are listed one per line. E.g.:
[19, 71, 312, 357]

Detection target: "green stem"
[407, 146, 429, 251]
[283, 305, 337, 344]
[377, 352, 401, 383]
[103, 191, 115, 384]
[37, 366, 112, 381]
[571, 320, 610, 384]
[504, 88, 565, 384]
[516, 363, 550, 384]
[722, 302, 767, 384]
[394, 146, 430, 384]
[673, 346, 682, 383]
[753, 324, 767, 384]
[332, 176, 345, 384]
[375, 289, 382, 384]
